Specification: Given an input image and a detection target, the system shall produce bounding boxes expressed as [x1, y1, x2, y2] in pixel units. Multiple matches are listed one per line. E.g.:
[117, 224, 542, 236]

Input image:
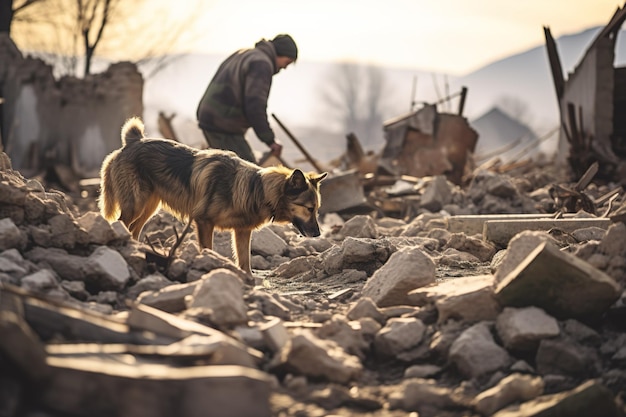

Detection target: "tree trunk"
[0, 0, 14, 34]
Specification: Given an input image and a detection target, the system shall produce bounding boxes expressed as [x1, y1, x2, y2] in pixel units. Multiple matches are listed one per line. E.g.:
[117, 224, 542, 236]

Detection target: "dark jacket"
[196, 40, 278, 146]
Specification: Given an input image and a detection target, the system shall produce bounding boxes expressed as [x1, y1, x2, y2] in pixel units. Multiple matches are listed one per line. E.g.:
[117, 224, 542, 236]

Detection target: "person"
[196, 34, 298, 163]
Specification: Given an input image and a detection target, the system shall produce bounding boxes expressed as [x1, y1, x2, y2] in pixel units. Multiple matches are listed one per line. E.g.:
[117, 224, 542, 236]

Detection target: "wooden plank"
[42, 360, 272, 417]
[1, 284, 174, 345]
[543, 26, 565, 100]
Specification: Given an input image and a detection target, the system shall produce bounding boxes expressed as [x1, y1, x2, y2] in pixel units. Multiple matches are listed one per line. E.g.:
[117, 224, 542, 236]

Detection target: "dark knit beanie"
[271, 34, 298, 60]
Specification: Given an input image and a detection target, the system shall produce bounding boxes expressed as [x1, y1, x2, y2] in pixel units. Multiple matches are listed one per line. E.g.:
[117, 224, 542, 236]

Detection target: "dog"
[98, 117, 327, 275]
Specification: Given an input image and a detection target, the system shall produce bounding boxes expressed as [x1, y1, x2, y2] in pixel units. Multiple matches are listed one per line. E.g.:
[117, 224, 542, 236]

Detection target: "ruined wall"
[0, 34, 143, 177]
[557, 37, 614, 163]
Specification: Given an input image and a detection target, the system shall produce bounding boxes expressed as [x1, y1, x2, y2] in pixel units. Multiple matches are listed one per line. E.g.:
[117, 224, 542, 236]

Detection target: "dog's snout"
[293, 217, 322, 237]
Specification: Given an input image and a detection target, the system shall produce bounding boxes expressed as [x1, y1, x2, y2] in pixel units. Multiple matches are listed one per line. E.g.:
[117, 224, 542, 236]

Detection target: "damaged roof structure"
[545, 3, 626, 185]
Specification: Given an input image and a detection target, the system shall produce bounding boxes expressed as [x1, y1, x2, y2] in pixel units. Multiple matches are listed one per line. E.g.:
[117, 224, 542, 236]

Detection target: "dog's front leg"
[195, 219, 215, 250]
[233, 228, 252, 275]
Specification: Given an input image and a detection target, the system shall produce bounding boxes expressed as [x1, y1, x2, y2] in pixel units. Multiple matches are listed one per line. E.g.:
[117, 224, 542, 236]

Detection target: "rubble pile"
[1, 150, 625, 417]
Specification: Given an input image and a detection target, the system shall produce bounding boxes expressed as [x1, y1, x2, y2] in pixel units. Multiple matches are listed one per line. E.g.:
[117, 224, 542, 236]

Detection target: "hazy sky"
[178, 0, 624, 74]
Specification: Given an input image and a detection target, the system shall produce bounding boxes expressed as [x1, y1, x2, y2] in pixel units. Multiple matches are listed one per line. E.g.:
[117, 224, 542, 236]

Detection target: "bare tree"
[319, 63, 394, 149]
[75, 0, 117, 77]
[0, 0, 45, 34]
[9, 0, 203, 77]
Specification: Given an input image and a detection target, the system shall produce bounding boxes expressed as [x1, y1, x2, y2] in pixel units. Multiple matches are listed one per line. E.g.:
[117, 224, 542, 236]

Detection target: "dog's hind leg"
[124, 194, 160, 240]
[195, 219, 215, 250]
[233, 228, 252, 275]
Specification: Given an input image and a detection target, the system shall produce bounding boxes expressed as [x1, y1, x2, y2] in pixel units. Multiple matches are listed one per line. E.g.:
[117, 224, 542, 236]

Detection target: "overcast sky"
[173, 0, 624, 74]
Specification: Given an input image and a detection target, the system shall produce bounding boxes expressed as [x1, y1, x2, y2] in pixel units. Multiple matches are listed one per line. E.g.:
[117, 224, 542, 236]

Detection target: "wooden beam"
[544, 26, 565, 100]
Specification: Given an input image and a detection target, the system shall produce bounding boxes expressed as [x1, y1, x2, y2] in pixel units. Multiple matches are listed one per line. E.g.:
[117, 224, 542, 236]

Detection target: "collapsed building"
[545, 3, 626, 184]
[0, 34, 142, 180]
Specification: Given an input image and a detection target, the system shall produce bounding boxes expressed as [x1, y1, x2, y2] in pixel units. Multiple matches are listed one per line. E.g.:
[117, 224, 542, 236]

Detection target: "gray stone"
[24, 247, 86, 281]
[250, 227, 288, 257]
[420, 175, 452, 212]
[317, 315, 370, 359]
[491, 380, 620, 417]
[0, 218, 26, 251]
[362, 247, 436, 307]
[474, 373, 544, 416]
[339, 215, 379, 239]
[20, 269, 59, 292]
[346, 297, 386, 324]
[535, 337, 601, 377]
[598, 222, 626, 256]
[494, 241, 621, 319]
[76, 211, 116, 245]
[495, 307, 560, 351]
[186, 269, 247, 326]
[449, 322, 512, 379]
[271, 329, 362, 384]
[81, 246, 131, 292]
[374, 317, 425, 357]
[407, 275, 500, 324]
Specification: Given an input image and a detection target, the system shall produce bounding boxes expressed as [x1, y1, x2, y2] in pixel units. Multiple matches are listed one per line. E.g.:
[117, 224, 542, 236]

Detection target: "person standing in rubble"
[196, 34, 298, 163]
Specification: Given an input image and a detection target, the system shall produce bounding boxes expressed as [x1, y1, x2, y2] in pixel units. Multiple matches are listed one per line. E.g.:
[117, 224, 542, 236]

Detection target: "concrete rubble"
[1, 150, 626, 417]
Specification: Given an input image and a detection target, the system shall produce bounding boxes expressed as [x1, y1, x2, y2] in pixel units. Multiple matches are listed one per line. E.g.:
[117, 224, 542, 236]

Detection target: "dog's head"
[281, 169, 327, 237]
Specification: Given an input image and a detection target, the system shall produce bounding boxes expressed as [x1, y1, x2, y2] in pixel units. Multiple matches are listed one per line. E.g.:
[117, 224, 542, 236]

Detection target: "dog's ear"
[309, 172, 328, 186]
[286, 169, 307, 192]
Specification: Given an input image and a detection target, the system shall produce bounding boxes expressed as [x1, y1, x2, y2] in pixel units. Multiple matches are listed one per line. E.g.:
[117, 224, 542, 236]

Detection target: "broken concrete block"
[346, 297, 386, 324]
[42, 358, 273, 417]
[48, 214, 79, 249]
[495, 306, 560, 352]
[434, 276, 500, 324]
[444, 232, 497, 262]
[260, 317, 289, 353]
[271, 329, 362, 384]
[494, 241, 621, 319]
[389, 377, 461, 414]
[338, 215, 379, 239]
[420, 175, 453, 212]
[362, 247, 435, 307]
[407, 274, 499, 327]
[535, 337, 601, 377]
[76, 211, 116, 245]
[0, 310, 50, 382]
[493, 231, 559, 285]
[20, 269, 59, 292]
[186, 269, 247, 326]
[247, 289, 291, 320]
[449, 322, 512, 379]
[374, 317, 425, 357]
[484, 218, 611, 247]
[137, 280, 201, 313]
[0, 217, 26, 250]
[473, 373, 544, 416]
[251, 227, 288, 257]
[598, 222, 626, 256]
[447, 214, 574, 236]
[403, 364, 442, 379]
[491, 380, 620, 417]
[317, 315, 370, 359]
[24, 247, 87, 282]
[82, 246, 131, 292]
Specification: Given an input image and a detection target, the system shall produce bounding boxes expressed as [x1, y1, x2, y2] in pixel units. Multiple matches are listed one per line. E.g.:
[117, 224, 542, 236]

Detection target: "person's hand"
[269, 142, 283, 157]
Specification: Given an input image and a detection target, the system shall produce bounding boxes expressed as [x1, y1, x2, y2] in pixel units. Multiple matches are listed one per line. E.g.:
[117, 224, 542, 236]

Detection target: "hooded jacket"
[196, 40, 278, 146]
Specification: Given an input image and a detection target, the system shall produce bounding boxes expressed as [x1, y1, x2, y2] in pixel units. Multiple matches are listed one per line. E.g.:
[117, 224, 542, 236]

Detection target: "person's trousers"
[201, 130, 256, 163]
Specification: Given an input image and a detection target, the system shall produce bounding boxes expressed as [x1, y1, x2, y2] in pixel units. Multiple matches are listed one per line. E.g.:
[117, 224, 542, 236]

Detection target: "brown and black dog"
[98, 117, 327, 274]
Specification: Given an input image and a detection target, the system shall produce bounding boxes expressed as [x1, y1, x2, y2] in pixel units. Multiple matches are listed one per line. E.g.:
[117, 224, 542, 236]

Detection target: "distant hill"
[452, 27, 617, 133]
[471, 107, 538, 162]
[142, 26, 626, 166]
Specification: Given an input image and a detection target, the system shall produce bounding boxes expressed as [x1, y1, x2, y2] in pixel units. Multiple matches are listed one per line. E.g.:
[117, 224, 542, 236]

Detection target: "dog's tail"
[98, 159, 120, 222]
[121, 116, 145, 146]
